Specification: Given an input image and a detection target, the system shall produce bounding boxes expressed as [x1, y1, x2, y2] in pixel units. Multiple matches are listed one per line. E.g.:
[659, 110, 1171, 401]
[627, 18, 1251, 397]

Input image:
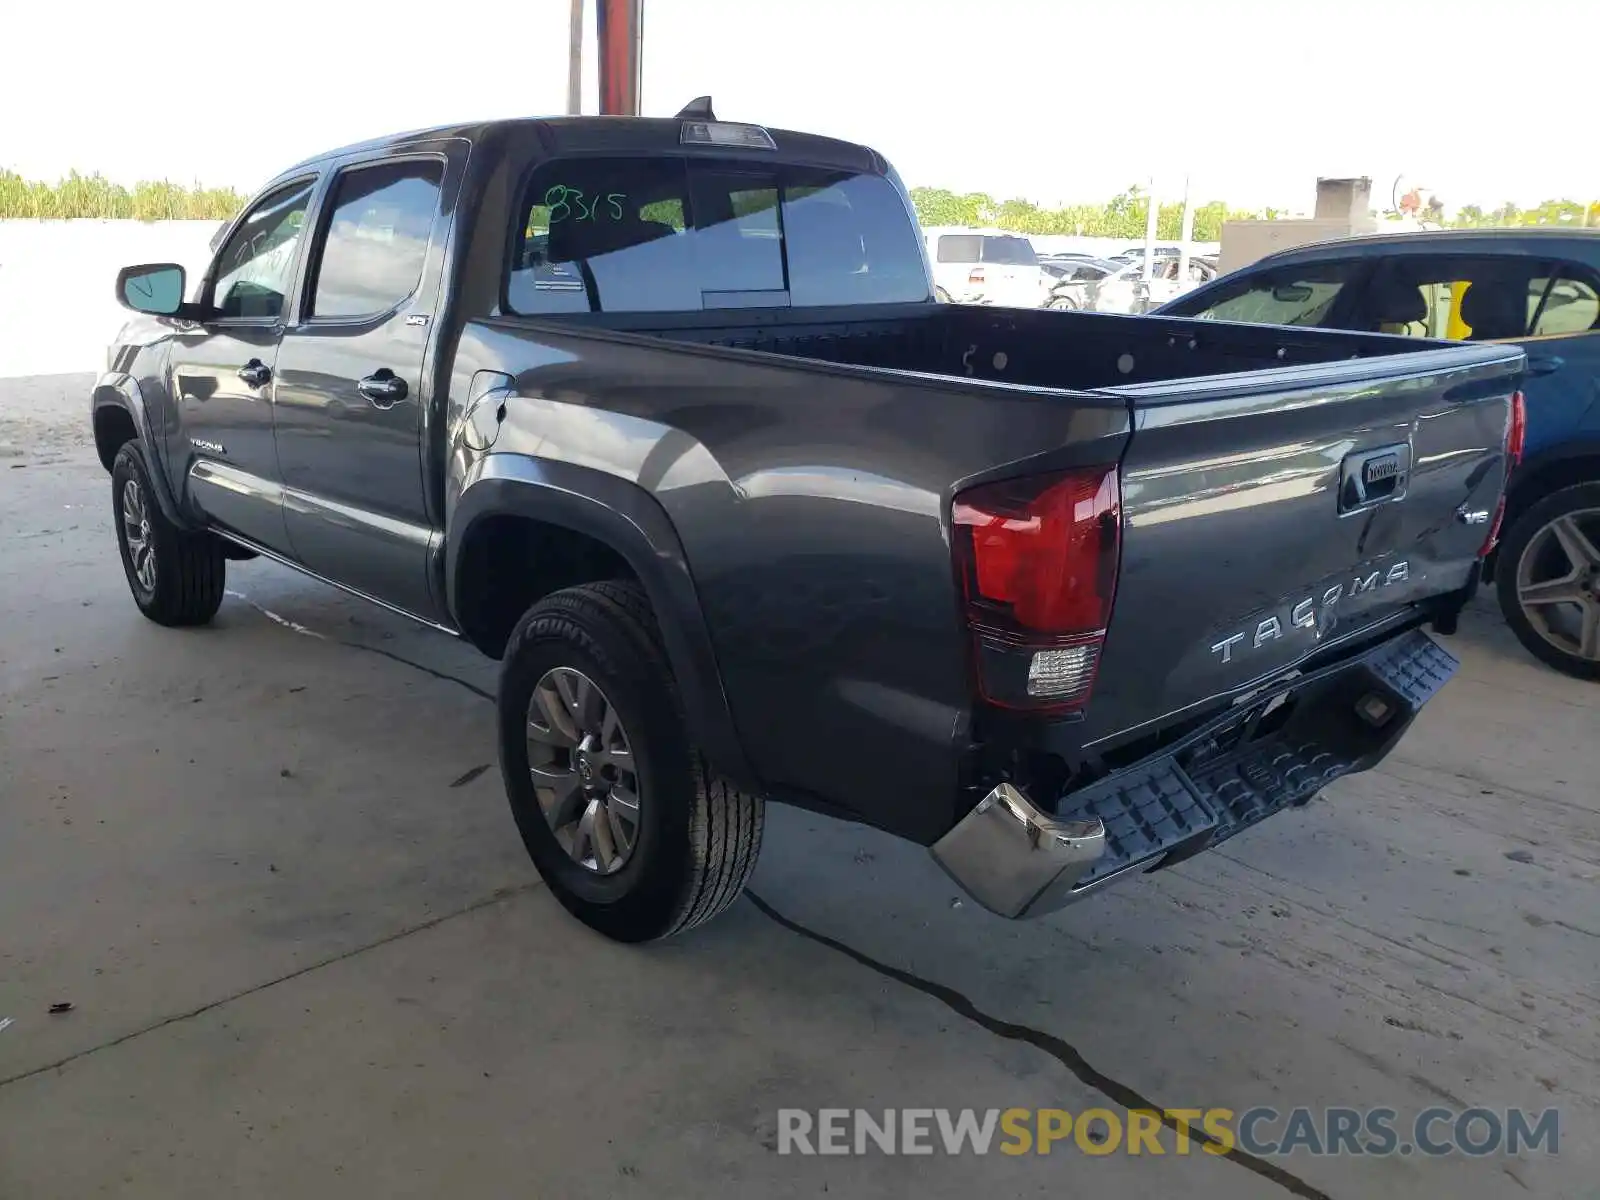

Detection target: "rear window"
[506, 157, 930, 314]
[980, 236, 1038, 266]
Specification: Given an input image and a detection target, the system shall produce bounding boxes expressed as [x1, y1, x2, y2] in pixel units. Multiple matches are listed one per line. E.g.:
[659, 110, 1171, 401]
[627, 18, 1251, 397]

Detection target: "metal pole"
[567, 0, 584, 115]
[1142, 176, 1157, 284]
[1177, 175, 1194, 284]
[597, 0, 644, 116]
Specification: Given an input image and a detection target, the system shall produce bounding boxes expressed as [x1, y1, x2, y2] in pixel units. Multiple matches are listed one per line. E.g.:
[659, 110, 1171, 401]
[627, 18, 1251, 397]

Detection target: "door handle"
[1526, 355, 1565, 378]
[237, 359, 272, 387]
[357, 369, 408, 409]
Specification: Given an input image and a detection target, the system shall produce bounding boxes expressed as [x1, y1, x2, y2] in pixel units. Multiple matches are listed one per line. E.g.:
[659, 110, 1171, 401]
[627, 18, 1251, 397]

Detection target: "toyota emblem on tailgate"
[1340, 443, 1411, 513]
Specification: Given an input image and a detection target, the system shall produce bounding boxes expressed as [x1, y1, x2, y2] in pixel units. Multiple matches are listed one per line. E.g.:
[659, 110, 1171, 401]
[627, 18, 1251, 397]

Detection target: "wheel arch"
[448, 456, 756, 789]
[91, 373, 190, 528]
[1486, 441, 1600, 582]
[1507, 440, 1600, 521]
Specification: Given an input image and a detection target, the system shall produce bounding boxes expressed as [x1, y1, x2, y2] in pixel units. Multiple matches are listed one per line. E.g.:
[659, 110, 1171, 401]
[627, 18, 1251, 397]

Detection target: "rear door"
[271, 144, 463, 622]
[1522, 263, 1600, 458]
[932, 233, 983, 301]
[979, 235, 1048, 308]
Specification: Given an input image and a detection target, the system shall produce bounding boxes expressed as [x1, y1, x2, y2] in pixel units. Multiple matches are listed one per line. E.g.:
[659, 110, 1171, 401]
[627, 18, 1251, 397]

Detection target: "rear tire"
[1495, 482, 1600, 681]
[497, 581, 765, 942]
[111, 442, 227, 627]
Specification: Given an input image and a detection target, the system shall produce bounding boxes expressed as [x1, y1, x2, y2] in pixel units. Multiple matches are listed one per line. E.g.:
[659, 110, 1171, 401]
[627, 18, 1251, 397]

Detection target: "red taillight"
[953, 466, 1121, 712]
[1479, 497, 1507, 557]
[1507, 390, 1526, 467]
[1480, 390, 1525, 557]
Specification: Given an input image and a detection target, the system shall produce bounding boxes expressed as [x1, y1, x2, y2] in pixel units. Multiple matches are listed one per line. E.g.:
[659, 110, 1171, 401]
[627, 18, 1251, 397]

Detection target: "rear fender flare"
[447, 455, 755, 789]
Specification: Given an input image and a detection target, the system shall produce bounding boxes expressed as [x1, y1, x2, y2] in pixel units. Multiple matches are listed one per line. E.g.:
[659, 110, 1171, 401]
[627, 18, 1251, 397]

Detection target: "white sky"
[4, 0, 1596, 211]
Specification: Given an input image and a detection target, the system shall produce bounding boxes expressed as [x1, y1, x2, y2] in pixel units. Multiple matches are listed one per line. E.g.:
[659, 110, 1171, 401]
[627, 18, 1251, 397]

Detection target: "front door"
[169, 178, 316, 549]
[271, 151, 456, 623]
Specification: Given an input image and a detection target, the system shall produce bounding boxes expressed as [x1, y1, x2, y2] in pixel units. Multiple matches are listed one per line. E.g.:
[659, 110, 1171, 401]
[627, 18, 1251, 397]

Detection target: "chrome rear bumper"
[929, 783, 1105, 919]
[930, 629, 1461, 921]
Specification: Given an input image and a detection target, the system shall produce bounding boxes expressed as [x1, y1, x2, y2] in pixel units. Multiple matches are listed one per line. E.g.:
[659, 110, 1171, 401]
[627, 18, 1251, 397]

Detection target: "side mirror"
[115, 263, 190, 316]
[1271, 284, 1313, 303]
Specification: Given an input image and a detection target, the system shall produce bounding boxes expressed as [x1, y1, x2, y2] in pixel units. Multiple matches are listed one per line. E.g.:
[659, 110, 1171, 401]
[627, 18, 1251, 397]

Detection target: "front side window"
[506, 156, 929, 314]
[1529, 270, 1600, 337]
[210, 179, 315, 319]
[1183, 262, 1358, 326]
[311, 159, 443, 319]
[1357, 256, 1544, 340]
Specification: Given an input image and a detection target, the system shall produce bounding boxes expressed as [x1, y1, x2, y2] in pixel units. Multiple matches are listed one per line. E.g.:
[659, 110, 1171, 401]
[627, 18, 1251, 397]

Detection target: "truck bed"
[539, 301, 1427, 391]
[462, 302, 1521, 841]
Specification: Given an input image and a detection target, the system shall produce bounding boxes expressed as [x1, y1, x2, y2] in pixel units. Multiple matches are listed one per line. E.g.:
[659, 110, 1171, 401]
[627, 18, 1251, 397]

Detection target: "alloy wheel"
[525, 667, 641, 874]
[1515, 507, 1600, 663]
[122, 478, 157, 594]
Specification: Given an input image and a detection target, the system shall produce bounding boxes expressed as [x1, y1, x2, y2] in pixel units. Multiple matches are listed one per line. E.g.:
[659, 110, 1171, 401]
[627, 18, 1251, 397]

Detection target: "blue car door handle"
[1526, 355, 1565, 377]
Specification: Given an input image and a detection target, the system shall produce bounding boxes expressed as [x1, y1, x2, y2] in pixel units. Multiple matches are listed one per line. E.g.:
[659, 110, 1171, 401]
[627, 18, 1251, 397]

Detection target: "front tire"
[111, 442, 226, 627]
[497, 581, 765, 942]
[1496, 482, 1600, 681]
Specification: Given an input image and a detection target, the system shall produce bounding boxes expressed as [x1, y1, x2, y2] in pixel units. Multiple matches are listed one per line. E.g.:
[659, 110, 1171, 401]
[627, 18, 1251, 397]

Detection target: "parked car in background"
[1091, 256, 1218, 314]
[1040, 251, 1101, 269]
[1110, 245, 1184, 266]
[1043, 257, 1122, 309]
[1041, 255, 1119, 280]
[1160, 229, 1600, 680]
[925, 228, 1052, 307]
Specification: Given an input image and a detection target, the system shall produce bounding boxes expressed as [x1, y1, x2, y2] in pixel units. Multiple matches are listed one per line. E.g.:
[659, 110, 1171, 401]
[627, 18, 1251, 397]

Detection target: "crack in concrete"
[747, 890, 1334, 1200]
[0, 885, 539, 1092]
[226, 590, 495, 702]
[333, 639, 496, 702]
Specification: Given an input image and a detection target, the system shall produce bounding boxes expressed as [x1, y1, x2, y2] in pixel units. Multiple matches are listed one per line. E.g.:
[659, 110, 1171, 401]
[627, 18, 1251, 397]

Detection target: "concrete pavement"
[1, 373, 1595, 1198]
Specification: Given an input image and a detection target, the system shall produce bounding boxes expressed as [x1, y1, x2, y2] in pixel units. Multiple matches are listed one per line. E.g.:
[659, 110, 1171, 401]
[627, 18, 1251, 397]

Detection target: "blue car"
[1160, 229, 1600, 680]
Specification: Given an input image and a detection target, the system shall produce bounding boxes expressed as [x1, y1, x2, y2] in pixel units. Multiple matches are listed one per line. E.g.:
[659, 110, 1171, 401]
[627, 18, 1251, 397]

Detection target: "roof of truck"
[283, 115, 884, 177]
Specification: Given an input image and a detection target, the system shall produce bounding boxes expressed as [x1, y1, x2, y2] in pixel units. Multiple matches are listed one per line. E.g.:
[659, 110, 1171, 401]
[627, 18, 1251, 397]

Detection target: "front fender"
[448, 454, 756, 789]
[91, 371, 190, 529]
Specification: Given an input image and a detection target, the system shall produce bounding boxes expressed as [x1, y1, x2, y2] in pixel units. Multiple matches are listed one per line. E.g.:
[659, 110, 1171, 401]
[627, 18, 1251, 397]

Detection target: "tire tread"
[112, 442, 226, 627]
[499, 580, 764, 941]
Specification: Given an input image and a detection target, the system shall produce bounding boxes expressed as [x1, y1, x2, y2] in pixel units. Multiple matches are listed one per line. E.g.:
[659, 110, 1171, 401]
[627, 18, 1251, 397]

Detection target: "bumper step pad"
[1057, 630, 1460, 889]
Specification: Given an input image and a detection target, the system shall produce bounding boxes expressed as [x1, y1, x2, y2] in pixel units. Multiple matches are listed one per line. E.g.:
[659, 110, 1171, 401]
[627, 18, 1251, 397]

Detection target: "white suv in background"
[925, 228, 1052, 308]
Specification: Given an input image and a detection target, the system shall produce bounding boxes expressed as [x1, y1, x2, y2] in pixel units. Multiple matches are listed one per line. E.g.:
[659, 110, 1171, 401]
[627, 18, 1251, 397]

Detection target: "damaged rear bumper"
[932, 628, 1459, 919]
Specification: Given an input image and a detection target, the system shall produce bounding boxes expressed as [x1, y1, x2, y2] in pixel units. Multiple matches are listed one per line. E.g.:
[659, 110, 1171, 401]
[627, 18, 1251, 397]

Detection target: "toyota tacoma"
[92, 101, 1526, 941]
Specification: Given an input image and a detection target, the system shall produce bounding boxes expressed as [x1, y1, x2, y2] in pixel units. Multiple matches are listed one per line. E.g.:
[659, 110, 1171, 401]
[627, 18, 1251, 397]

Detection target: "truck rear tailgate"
[1079, 344, 1524, 748]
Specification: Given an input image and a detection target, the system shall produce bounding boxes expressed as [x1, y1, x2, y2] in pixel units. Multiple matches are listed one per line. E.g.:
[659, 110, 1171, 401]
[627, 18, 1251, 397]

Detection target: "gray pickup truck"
[93, 102, 1525, 942]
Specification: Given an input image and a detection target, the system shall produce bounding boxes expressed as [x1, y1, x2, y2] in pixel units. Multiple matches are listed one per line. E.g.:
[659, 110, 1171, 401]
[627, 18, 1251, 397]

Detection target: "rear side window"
[311, 159, 443, 319]
[1184, 262, 1358, 327]
[506, 157, 929, 314]
[936, 234, 981, 263]
[980, 236, 1038, 266]
[1530, 270, 1600, 337]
